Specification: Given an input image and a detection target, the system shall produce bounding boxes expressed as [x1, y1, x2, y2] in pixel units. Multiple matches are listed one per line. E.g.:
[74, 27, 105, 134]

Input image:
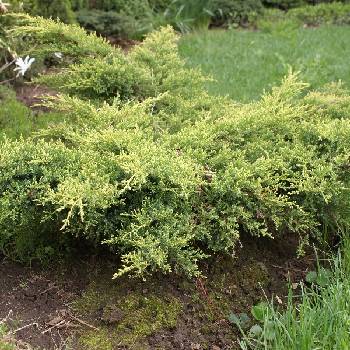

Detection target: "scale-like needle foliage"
[1, 17, 350, 277]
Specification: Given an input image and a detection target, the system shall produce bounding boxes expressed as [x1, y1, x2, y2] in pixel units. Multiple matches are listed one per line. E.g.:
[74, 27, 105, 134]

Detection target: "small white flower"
[54, 52, 63, 59]
[13, 56, 35, 77]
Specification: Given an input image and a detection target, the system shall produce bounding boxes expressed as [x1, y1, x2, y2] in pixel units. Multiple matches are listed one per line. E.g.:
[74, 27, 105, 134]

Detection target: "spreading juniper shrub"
[1, 17, 350, 278]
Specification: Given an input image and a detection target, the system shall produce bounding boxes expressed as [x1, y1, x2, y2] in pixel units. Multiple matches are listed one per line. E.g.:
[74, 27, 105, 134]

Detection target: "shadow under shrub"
[1, 18, 350, 278]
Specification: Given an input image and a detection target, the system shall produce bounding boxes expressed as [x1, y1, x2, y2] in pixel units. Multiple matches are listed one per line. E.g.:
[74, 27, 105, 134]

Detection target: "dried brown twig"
[0, 1, 10, 14]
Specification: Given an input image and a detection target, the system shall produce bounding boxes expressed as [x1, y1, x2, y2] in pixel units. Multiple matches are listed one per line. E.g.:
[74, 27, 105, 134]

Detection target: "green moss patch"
[79, 329, 113, 350]
[73, 278, 183, 349]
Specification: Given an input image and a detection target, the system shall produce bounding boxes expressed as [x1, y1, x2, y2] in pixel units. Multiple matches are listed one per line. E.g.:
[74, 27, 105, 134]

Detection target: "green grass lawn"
[179, 25, 350, 102]
[238, 238, 350, 350]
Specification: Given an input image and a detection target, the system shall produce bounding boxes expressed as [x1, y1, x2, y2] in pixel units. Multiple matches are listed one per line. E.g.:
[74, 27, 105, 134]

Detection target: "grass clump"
[0, 324, 15, 350]
[237, 237, 350, 349]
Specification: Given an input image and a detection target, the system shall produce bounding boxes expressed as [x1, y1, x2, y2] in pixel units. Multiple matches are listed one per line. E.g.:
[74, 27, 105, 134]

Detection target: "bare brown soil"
[13, 83, 57, 111]
[0, 235, 315, 350]
[107, 37, 140, 52]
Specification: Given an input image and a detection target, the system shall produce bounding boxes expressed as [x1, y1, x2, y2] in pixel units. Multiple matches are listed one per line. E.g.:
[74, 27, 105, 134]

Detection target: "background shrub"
[262, 0, 307, 9]
[288, 2, 350, 25]
[6, 0, 350, 38]
[263, 0, 349, 10]
[149, 0, 172, 10]
[76, 9, 137, 37]
[259, 2, 350, 29]
[23, 0, 76, 23]
[75, 0, 166, 39]
[161, 0, 213, 32]
[210, 0, 264, 27]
